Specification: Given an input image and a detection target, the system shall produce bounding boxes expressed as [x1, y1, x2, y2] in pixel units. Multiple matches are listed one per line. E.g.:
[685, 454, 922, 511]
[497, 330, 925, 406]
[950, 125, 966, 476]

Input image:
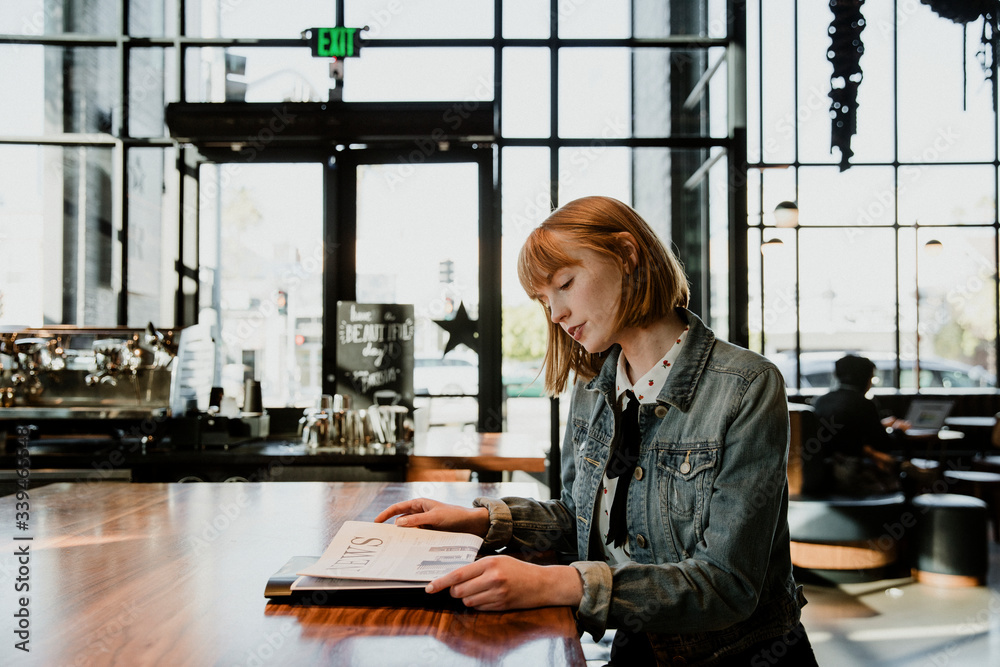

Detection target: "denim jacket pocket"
[571, 418, 603, 468]
[656, 447, 719, 553]
[570, 416, 590, 451]
[570, 417, 607, 535]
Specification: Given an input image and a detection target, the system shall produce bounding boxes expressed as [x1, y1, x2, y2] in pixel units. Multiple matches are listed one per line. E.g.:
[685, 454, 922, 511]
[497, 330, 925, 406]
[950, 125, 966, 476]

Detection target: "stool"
[973, 455, 1000, 475]
[911, 493, 988, 587]
[900, 458, 943, 498]
[788, 493, 909, 583]
[942, 469, 1000, 542]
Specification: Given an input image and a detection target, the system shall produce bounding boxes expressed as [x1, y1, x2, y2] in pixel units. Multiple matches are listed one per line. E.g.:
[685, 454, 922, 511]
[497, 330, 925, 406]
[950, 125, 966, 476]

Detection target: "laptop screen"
[903, 399, 954, 430]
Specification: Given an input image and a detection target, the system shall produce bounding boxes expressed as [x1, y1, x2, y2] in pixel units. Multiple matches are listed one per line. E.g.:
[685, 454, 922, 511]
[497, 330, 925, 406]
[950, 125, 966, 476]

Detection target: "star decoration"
[433, 300, 480, 355]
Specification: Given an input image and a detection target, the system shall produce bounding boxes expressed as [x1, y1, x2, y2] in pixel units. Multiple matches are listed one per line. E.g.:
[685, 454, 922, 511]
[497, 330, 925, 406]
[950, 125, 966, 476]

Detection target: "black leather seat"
[787, 492, 909, 583]
[942, 469, 1000, 543]
[788, 492, 908, 543]
[788, 403, 832, 496]
[911, 493, 988, 587]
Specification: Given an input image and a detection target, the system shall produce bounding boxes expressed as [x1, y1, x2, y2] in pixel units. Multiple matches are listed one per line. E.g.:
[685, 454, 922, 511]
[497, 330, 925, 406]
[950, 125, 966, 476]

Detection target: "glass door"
[198, 162, 325, 408]
[330, 147, 499, 432]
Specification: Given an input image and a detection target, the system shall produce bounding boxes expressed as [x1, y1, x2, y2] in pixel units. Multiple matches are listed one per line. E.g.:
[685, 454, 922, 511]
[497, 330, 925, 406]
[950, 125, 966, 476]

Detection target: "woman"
[375, 196, 817, 665]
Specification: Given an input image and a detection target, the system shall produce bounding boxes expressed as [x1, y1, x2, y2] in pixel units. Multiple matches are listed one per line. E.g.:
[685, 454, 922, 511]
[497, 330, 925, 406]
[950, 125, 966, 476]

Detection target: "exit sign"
[308, 27, 363, 58]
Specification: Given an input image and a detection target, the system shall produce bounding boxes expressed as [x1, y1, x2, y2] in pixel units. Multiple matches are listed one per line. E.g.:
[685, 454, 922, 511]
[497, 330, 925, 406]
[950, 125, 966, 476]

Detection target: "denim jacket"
[474, 309, 805, 665]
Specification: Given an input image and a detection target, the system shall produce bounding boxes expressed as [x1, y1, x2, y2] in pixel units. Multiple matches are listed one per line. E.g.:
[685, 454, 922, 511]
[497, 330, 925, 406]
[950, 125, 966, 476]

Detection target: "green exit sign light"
[309, 27, 362, 58]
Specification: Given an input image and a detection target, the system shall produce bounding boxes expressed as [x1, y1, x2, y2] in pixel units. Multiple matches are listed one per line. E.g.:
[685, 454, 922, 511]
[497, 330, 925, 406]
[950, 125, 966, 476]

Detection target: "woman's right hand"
[373, 498, 490, 538]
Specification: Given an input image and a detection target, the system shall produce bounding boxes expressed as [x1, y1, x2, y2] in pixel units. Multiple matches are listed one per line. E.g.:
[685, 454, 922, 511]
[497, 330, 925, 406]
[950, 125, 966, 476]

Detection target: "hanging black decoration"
[828, 0, 866, 172]
[921, 0, 1000, 112]
[921, 0, 996, 23]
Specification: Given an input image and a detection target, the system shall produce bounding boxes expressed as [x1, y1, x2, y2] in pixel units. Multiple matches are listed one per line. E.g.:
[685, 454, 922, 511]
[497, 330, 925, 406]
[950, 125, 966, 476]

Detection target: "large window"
[0, 1, 741, 438]
[748, 1, 1000, 393]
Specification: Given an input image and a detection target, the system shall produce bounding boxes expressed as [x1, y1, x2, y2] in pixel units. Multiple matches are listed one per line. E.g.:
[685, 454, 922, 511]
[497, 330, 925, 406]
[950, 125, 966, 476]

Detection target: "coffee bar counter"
[1, 323, 554, 494]
[1, 417, 551, 494]
[0, 439, 410, 497]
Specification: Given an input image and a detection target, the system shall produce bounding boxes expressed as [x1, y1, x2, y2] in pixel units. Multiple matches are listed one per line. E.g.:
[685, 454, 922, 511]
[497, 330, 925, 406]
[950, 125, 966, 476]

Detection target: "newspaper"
[292, 521, 483, 590]
[290, 575, 426, 592]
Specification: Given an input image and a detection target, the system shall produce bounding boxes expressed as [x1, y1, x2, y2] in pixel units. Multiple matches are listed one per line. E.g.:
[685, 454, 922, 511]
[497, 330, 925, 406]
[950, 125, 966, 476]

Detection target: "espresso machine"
[0, 323, 189, 448]
[0, 324, 178, 415]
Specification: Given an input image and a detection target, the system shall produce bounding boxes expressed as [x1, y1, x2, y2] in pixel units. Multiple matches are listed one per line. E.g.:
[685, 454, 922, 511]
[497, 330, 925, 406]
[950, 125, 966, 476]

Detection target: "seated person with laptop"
[811, 355, 910, 495]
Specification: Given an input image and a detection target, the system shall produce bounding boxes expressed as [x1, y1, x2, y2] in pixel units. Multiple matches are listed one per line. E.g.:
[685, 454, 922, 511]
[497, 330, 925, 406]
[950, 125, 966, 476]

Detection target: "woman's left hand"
[426, 556, 583, 611]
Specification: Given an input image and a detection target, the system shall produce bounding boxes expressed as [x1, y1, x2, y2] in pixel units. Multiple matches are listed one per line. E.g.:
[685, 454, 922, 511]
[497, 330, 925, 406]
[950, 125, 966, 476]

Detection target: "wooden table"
[944, 416, 997, 430]
[409, 431, 549, 482]
[944, 415, 997, 452]
[0, 481, 584, 666]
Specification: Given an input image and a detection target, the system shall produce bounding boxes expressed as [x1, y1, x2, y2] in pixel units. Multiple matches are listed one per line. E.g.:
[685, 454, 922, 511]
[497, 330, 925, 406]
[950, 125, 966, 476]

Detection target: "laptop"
[903, 399, 954, 436]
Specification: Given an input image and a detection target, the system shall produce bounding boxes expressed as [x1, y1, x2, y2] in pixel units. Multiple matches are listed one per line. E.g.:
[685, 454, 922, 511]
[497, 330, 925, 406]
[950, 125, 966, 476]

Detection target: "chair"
[911, 493, 989, 587]
[787, 492, 909, 583]
[786, 404, 915, 582]
[787, 403, 831, 496]
[942, 469, 1000, 543]
[970, 412, 1000, 473]
[899, 457, 944, 498]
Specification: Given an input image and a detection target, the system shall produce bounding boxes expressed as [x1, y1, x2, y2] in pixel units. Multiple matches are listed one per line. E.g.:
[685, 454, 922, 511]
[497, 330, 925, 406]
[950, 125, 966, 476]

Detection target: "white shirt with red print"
[597, 325, 690, 564]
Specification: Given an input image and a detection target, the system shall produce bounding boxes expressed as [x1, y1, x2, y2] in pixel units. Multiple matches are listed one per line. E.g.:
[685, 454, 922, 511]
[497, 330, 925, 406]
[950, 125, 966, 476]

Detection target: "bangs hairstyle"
[517, 196, 690, 396]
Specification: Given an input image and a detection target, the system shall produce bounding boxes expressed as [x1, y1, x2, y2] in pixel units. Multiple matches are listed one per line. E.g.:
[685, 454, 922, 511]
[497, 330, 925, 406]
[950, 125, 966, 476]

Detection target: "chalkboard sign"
[335, 302, 414, 409]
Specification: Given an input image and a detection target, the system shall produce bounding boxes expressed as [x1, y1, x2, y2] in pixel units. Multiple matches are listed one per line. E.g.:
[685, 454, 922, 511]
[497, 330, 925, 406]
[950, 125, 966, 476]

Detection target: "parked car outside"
[501, 360, 546, 398]
[413, 355, 547, 397]
[770, 350, 996, 390]
[413, 355, 479, 396]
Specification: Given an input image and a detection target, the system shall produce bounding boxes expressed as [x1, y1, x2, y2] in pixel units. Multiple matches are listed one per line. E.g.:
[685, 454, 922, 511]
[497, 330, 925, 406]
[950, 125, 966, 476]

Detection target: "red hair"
[517, 196, 690, 395]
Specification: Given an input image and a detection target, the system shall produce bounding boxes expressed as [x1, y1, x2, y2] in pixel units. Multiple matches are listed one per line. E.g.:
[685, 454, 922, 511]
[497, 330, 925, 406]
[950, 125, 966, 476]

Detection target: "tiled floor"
[517, 473, 1000, 666]
[580, 542, 1000, 666]
[800, 541, 1000, 666]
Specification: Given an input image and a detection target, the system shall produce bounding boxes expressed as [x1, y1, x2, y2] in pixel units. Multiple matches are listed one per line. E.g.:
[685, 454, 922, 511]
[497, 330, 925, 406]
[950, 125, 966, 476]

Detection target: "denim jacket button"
[636, 533, 647, 549]
[679, 461, 691, 474]
[654, 405, 668, 418]
[633, 466, 643, 481]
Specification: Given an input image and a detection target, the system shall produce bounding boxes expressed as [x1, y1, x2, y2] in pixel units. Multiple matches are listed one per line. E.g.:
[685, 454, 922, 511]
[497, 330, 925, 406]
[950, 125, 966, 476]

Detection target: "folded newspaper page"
[295, 520, 483, 583]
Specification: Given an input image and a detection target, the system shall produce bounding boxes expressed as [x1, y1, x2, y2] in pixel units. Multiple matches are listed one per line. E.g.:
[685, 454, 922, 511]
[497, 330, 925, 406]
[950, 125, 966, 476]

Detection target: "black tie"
[606, 389, 640, 549]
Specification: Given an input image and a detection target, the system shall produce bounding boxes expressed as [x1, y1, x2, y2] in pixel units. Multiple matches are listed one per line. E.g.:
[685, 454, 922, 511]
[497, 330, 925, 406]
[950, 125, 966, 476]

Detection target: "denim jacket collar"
[584, 308, 716, 413]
